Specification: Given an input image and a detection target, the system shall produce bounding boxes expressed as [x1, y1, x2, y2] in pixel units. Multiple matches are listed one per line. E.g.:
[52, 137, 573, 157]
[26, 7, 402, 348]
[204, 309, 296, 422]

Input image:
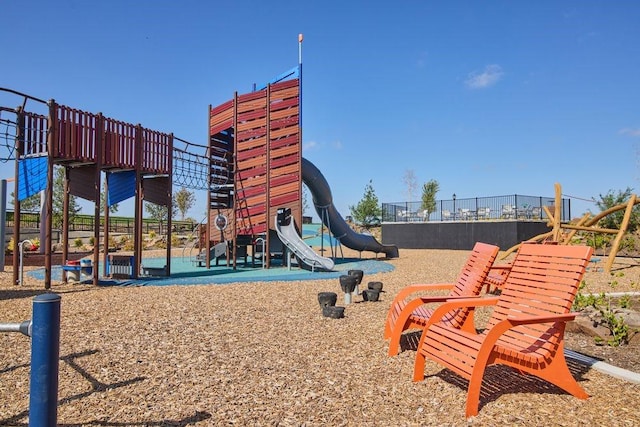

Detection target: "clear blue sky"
[1, 1, 639, 221]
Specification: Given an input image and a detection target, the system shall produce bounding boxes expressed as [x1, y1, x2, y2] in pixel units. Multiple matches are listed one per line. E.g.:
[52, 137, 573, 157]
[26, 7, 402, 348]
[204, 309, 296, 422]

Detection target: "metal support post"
[28, 293, 61, 427]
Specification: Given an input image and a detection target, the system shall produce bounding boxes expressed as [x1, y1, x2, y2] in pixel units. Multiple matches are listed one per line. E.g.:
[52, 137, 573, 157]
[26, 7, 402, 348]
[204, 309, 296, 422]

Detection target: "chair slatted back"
[451, 242, 500, 297]
[486, 244, 593, 350]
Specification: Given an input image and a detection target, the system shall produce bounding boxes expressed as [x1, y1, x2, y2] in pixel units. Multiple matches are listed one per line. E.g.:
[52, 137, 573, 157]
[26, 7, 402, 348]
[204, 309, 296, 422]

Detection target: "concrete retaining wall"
[381, 221, 551, 250]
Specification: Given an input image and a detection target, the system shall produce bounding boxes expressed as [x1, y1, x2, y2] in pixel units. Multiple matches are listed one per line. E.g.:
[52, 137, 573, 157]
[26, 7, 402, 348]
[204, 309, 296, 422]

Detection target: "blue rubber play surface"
[29, 255, 394, 287]
[301, 224, 339, 248]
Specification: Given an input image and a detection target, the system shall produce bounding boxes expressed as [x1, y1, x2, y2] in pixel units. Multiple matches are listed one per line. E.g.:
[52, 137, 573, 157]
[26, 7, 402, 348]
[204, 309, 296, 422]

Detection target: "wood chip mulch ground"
[1, 248, 639, 426]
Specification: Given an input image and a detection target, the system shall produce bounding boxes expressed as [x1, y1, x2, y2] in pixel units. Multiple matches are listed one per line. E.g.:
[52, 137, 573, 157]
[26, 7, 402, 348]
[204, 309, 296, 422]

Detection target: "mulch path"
[1, 248, 639, 426]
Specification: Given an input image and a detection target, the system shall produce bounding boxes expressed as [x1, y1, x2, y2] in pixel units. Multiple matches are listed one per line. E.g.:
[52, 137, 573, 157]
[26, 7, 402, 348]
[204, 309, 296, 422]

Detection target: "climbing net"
[0, 108, 17, 163]
[172, 137, 210, 191]
[0, 88, 49, 163]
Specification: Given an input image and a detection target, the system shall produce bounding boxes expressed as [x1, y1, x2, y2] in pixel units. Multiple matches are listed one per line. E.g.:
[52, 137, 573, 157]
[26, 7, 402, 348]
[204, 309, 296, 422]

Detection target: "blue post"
[28, 293, 61, 427]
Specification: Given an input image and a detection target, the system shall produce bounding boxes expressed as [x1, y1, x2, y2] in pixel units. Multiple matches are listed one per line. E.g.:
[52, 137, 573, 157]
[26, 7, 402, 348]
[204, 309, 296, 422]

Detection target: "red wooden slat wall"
[54, 106, 99, 162]
[21, 112, 48, 157]
[103, 118, 136, 169]
[267, 79, 300, 230]
[208, 78, 302, 237]
[235, 87, 268, 235]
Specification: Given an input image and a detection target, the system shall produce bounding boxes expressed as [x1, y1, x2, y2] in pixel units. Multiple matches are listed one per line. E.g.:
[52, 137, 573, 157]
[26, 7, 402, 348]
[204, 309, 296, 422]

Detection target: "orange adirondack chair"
[483, 242, 559, 293]
[413, 243, 593, 418]
[483, 263, 511, 293]
[384, 242, 500, 356]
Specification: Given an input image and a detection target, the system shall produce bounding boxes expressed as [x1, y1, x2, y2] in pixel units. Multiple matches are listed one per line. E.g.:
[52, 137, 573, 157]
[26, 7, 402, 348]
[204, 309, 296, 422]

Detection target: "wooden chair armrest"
[419, 294, 481, 304]
[504, 312, 577, 327]
[394, 283, 455, 302]
[484, 265, 512, 292]
[396, 295, 485, 324]
[398, 294, 479, 316]
[427, 297, 499, 325]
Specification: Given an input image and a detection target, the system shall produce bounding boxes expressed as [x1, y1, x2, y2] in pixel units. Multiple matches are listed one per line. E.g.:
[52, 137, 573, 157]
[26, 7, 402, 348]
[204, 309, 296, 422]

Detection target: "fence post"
[29, 293, 61, 427]
[475, 197, 478, 220]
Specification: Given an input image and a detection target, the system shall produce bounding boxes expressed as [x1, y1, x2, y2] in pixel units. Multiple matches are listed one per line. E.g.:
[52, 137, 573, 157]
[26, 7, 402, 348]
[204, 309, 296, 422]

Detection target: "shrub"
[600, 308, 629, 346]
[584, 233, 610, 250]
[619, 235, 637, 253]
[619, 294, 632, 309]
[574, 278, 631, 347]
[123, 239, 134, 251]
[6, 237, 14, 254]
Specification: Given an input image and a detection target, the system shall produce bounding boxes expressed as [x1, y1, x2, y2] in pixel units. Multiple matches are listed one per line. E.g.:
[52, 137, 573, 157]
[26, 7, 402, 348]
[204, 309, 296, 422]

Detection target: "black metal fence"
[5, 211, 197, 234]
[382, 194, 570, 223]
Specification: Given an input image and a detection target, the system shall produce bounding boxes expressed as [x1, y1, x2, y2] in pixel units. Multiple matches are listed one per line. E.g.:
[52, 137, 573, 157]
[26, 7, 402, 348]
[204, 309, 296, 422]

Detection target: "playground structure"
[0, 39, 398, 289]
[1, 88, 184, 288]
[203, 66, 397, 271]
[203, 69, 305, 269]
[502, 183, 640, 273]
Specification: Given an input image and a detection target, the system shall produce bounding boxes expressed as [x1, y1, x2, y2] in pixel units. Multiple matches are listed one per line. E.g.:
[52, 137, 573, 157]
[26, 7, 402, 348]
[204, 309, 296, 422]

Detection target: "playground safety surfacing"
[29, 255, 395, 287]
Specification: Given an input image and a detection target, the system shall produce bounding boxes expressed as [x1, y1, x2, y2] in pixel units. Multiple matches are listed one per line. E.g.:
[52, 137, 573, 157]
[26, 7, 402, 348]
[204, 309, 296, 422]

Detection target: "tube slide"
[301, 158, 399, 258]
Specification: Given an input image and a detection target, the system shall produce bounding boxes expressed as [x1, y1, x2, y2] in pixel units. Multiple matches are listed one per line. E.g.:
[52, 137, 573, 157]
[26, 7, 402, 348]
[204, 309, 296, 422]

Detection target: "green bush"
[574, 279, 631, 347]
[584, 233, 610, 250]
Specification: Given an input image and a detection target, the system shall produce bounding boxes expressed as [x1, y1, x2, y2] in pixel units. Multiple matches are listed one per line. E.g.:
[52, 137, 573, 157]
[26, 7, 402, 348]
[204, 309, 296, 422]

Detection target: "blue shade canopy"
[107, 170, 136, 206]
[18, 156, 48, 201]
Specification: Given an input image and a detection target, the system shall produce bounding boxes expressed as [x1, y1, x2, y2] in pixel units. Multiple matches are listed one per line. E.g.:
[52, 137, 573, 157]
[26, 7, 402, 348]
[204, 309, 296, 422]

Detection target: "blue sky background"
[1, 1, 639, 221]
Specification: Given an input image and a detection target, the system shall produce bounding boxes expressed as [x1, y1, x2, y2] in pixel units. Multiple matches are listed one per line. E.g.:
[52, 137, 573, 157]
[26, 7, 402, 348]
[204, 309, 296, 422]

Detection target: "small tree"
[145, 200, 177, 234]
[145, 202, 166, 235]
[596, 188, 640, 232]
[52, 166, 81, 229]
[12, 191, 41, 213]
[175, 187, 195, 220]
[421, 179, 440, 221]
[302, 186, 311, 215]
[349, 180, 381, 228]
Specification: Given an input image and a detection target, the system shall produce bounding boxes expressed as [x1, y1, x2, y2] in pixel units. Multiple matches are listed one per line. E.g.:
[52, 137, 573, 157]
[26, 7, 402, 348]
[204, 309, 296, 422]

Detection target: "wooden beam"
[552, 183, 562, 241]
[562, 213, 592, 244]
[561, 224, 620, 234]
[605, 194, 637, 272]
